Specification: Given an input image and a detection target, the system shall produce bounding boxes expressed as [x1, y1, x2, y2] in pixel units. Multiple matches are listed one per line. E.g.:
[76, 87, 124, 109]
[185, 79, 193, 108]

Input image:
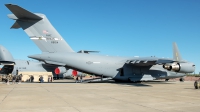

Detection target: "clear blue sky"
[0, 0, 200, 73]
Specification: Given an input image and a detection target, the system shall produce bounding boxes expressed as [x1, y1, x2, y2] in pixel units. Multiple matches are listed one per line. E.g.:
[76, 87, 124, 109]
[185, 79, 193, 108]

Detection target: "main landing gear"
[179, 77, 184, 82]
[165, 79, 169, 81]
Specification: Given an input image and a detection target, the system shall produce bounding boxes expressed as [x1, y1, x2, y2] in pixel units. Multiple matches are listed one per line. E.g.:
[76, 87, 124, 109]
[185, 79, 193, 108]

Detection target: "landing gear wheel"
[165, 79, 169, 81]
[180, 78, 184, 82]
[194, 81, 199, 89]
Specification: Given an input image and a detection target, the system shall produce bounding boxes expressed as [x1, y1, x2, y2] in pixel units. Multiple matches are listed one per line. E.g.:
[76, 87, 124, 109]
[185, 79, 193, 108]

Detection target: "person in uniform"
[31, 76, 34, 82]
[18, 74, 22, 84]
[6, 75, 10, 85]
[41, 76, 44, 83]
[75, 76, 79, 83]
[50, 77, 53, 82]
[39, 77, 41, 83]
[12, 76, 16, 84]
[80, 75, 83, 83]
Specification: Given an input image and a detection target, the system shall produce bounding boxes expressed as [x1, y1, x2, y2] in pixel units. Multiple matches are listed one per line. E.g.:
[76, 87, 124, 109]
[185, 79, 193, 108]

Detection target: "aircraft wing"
[125, 57, 174, 66]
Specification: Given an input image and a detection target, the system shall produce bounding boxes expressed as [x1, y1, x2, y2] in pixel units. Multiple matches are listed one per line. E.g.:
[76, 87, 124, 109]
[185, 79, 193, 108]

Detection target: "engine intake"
[54, 67, 67, 75]
[63, 69, 84, 77]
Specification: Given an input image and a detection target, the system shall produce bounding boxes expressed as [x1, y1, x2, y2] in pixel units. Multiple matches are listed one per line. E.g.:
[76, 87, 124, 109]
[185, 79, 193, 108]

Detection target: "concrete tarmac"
[0, 80, 200, 112]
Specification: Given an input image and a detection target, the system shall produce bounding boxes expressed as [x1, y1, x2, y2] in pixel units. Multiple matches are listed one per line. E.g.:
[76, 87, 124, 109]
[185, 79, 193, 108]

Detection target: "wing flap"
[126, 57, 173, 66]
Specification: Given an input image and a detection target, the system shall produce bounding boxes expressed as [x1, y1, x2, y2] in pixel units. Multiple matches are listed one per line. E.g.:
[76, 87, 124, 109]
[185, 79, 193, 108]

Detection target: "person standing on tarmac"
[18, 75, 22, 84]
[6, 75, 10, 85]
[80, 75, 83, 83]
[16, 70, 18, 76]
[40, 76, 44, 83]
[31, 76, 34, 82]
[50, 77, 53, 82]
[39, 77, 41, 83]
[75, 76, 79, 83]
[12, 76, 16, 84]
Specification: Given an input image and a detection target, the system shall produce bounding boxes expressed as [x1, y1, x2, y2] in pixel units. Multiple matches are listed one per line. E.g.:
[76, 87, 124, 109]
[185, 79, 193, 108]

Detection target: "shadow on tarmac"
[21, 79, 176, 87]
[85, 80, 175, 87]
[184, 88, 196, 90]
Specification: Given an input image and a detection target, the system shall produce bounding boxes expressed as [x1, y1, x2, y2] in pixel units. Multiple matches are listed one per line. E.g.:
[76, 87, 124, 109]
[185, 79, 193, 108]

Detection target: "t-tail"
[5, 4, 74, 53]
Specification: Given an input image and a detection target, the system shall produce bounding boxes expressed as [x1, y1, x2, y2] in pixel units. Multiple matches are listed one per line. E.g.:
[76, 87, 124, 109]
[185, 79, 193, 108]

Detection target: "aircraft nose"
[191, 62, 195, 68]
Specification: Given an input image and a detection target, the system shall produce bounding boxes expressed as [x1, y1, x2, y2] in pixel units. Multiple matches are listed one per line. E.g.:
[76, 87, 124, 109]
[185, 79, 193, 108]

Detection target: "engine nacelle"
[170, 63, 180, 71]
[163, 62, 195, 73]
[63, 69, 84, 77]
[54, 67, 67, 75]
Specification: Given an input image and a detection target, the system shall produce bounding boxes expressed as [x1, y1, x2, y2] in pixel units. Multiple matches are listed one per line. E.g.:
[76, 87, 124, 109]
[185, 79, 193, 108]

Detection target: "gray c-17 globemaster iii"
[0, 44, 82, 78]
[5, 4, 195, 82]
[0, 44, 54, 76]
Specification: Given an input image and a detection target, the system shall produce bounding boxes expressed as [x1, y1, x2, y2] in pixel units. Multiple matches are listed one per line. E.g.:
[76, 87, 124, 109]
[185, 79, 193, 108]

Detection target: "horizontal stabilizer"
[5, 4, 42, 20]
[11, 21, 20, 29]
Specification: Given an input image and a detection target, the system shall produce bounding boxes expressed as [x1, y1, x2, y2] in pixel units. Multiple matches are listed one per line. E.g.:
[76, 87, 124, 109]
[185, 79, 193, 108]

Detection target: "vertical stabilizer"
[0, 45, 15, 64]
[173, 42, 182, 61]
[6, 4, 74, 53]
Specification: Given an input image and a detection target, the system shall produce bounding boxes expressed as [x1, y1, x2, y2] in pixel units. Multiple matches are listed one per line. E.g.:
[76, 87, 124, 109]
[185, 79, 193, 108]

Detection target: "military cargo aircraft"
[0, 44, 53, 75]
[0, 44, 81, 78]
[6, 4, 195, 82]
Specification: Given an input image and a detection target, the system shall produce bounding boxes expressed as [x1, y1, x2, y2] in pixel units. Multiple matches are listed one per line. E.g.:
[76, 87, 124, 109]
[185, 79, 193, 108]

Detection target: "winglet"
[5, 4, 42, 20]
[173, 42, 182, 61]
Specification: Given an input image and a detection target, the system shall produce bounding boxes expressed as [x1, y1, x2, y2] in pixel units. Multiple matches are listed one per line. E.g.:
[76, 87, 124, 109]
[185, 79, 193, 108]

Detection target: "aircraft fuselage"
[29, 52, 185, 81]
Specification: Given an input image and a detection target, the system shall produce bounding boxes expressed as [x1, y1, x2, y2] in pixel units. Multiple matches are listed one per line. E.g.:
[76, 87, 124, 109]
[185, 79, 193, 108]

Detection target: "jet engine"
[63, 69, 84, 77]
[54, 67, 84, 78]
[163, 62, 195, 73]
[162, 63, 171, 70]
[54, 67, 67, 75]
